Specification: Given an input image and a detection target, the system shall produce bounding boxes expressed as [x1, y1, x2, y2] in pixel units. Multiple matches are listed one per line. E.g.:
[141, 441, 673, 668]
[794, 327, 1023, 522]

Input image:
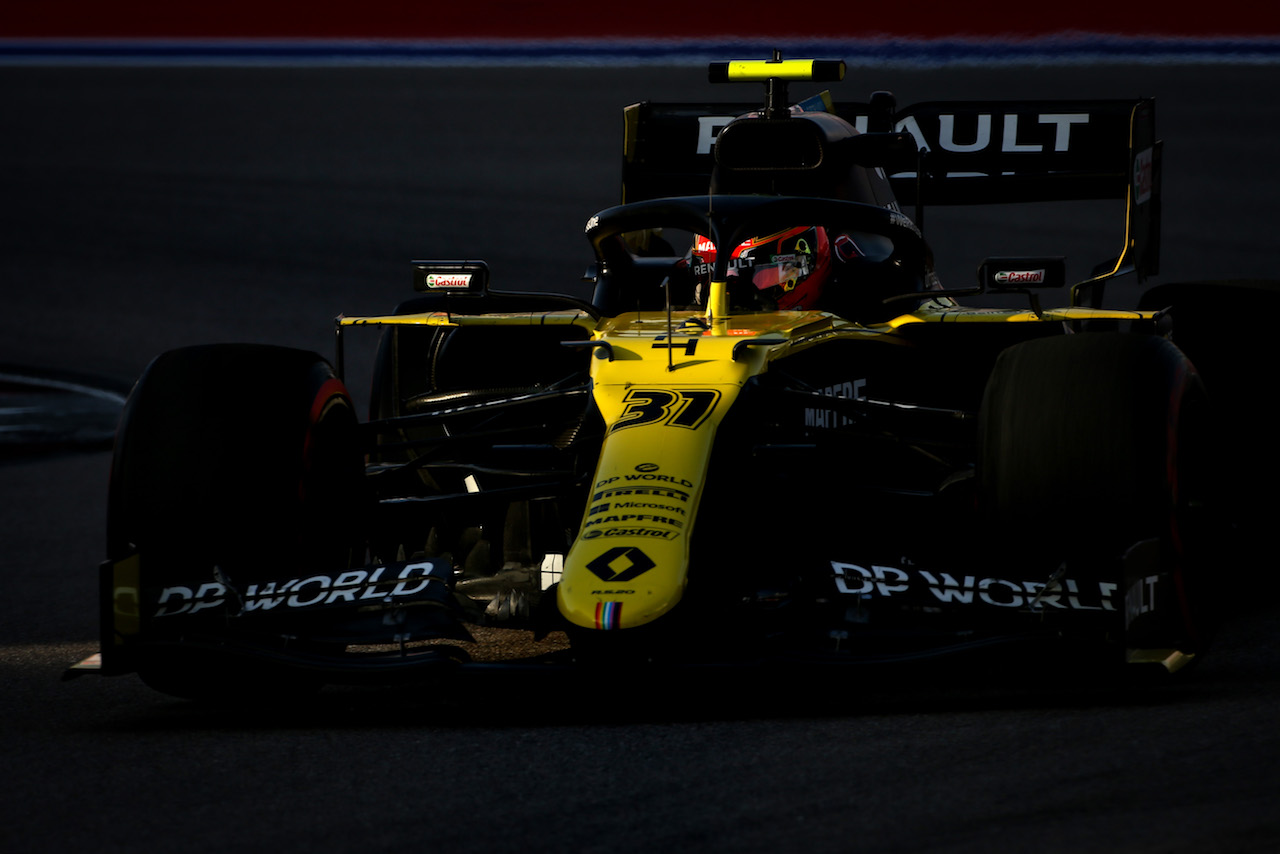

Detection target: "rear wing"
[622, 97, 1161, 283]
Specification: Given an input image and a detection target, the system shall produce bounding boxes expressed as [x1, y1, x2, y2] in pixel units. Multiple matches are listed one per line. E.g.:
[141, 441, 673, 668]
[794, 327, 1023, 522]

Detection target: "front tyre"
[107, 344, 365, 699]
[978, 333, 1214, 659]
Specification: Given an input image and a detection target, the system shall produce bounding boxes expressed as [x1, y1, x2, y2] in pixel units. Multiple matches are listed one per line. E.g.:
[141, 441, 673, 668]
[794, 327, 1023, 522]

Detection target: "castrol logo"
[425, 273, 472, 289]
[994, 269, 1045, 285]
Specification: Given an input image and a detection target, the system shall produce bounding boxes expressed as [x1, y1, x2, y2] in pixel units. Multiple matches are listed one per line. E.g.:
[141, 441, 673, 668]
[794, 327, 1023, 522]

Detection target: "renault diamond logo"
[585, 547, 656, 583]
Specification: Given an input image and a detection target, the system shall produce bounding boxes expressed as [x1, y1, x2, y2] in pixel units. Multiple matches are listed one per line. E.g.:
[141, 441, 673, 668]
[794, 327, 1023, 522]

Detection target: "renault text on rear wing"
[622, 98, 1160, 281]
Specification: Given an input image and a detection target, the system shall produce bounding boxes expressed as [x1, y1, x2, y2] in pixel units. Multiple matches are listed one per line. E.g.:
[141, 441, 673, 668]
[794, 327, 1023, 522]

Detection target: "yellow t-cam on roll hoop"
[708, 52, 846, 120]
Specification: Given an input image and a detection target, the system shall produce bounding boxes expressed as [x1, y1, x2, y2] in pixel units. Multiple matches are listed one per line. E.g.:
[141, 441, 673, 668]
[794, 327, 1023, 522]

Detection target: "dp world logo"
[586, 547, 656, 583]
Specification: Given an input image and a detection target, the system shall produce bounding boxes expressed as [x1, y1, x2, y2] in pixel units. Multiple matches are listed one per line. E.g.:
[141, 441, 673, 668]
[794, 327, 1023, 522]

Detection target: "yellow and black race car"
[87, 57, 1256, 699]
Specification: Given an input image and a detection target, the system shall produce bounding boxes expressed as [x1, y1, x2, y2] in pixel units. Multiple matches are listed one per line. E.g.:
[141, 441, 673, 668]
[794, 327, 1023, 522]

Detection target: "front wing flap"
[99, 553, 473, 677]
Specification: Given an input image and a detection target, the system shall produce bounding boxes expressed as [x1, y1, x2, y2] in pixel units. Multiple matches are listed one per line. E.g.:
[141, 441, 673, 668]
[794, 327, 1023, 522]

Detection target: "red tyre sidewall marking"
[299, 375, 353, 505]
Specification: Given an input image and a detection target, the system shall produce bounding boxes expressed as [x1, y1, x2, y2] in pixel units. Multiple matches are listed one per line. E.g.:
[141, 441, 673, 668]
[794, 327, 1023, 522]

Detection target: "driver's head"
[692, 226, 833, 310]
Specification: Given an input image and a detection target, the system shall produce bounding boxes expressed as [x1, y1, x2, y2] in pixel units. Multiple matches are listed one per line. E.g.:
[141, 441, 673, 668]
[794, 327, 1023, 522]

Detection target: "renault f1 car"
[85, 57, 1255, 698]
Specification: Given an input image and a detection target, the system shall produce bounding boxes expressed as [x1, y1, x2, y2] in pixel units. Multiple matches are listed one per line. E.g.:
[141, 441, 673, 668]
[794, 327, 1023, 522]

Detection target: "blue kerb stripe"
[3, 36, 1280, 66]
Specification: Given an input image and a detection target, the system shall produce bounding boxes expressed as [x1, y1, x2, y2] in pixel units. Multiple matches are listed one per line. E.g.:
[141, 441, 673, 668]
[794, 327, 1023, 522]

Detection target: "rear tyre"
[1140, 280, 1280, 598]
[978, 333, 1213, 654]
[108, 344, 364, 700]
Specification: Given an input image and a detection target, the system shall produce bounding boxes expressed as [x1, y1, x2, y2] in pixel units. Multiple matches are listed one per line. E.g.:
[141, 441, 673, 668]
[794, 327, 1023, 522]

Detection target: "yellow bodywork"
[338, 297, 1158, 631]
[110, 553, 141, 643]
[558, 309, 790, 630]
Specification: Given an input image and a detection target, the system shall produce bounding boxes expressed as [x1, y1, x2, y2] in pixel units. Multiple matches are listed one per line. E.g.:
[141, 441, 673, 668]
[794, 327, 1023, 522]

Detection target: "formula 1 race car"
[84, 57, 1262, 699]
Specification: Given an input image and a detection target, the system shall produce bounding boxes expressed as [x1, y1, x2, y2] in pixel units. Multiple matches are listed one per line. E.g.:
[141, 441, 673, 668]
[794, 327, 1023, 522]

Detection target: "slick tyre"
[978, 333, 1213, 649]
[108, 344, 364, 699]
[1140, 280, 1280, 595]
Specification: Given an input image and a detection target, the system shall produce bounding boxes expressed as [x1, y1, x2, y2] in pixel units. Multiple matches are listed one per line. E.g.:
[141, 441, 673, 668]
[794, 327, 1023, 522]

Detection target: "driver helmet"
[692, 226, 833, 310]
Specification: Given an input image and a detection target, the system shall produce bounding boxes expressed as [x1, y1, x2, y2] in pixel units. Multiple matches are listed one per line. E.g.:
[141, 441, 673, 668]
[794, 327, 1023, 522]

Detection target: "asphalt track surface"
[3, 64, 1279, 854]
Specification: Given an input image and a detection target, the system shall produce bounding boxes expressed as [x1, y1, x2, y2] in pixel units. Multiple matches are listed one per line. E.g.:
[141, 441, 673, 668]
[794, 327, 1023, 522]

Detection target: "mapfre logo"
[994, 269, 1046, 285]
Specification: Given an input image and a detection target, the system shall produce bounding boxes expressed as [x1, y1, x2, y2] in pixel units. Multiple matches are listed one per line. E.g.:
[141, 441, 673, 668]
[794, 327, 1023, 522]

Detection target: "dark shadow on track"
[78, 627, 1280, 733]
